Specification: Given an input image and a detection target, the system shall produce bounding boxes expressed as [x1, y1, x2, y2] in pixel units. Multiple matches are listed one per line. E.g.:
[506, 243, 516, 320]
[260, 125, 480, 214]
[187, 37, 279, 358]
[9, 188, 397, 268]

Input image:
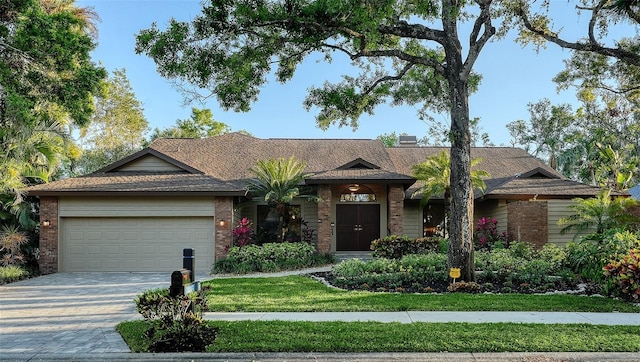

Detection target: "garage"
[61, 217, 214, 272]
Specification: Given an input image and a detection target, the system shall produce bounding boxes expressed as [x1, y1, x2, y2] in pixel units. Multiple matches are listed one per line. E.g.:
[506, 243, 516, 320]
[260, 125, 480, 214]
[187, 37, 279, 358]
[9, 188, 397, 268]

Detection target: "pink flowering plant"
[232, 218, 256, 247]
[474, 217, 509, 250]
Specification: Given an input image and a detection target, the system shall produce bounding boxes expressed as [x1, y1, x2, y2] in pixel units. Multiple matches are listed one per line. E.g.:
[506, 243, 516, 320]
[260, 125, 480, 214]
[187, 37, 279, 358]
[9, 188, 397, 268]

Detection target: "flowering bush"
[232, 218, 255, 247]
[474, 217, 509, 250]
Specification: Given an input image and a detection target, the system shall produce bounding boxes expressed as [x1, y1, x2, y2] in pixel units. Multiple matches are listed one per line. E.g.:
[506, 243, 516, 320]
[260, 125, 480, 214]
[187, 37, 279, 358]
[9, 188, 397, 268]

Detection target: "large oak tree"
[136, 0, 499, 281]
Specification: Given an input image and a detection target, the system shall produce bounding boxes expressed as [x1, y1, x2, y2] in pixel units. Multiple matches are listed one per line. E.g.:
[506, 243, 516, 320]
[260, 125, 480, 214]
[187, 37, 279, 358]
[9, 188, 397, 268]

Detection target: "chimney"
[398, 135, 417, 147]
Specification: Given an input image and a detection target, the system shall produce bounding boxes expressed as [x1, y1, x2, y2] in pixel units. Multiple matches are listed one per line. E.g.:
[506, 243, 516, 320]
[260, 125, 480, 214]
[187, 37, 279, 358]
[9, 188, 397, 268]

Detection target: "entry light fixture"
[42, 219, 50, 227]
[218, 219, 225, 227]
[348, 184, 360, 192]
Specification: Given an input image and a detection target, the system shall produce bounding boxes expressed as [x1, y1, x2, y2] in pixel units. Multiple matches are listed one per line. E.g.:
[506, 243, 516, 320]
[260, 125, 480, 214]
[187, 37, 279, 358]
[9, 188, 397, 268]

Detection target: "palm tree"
[411, 150, 490, 235]
[245, 156, 319, 242]
[559, 189, 639, 237]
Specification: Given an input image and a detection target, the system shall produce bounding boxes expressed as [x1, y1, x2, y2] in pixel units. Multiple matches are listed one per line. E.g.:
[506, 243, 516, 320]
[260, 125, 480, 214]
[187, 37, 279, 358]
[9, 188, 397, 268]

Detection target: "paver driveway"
[0, 272, 179, 354]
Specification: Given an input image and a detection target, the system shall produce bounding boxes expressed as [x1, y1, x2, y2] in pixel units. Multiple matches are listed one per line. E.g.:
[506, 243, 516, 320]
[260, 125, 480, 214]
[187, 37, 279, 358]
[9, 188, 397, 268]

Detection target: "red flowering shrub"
[474, 217, 509, 250]
[232, 218, 255, 247]
[603, 249, 640, 301]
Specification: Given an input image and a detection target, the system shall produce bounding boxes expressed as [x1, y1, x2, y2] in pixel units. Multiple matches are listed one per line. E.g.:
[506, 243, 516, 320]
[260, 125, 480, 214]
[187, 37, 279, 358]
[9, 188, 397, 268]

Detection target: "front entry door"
[336, 204, 380, 251]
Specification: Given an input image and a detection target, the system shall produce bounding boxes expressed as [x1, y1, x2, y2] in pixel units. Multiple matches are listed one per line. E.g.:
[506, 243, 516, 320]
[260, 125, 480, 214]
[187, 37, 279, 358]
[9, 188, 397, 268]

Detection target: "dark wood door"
[336, 204, 380, 251]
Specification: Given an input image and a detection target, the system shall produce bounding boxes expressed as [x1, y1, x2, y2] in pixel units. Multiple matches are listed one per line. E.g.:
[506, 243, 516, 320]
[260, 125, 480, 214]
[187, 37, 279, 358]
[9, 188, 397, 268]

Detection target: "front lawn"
[202, 275, 640, 313]
[118, 320, 640, 353]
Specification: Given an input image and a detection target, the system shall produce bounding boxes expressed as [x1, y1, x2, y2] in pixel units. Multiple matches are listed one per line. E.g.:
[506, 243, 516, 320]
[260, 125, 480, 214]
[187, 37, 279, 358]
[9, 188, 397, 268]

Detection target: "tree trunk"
[443, 7, 475, 281]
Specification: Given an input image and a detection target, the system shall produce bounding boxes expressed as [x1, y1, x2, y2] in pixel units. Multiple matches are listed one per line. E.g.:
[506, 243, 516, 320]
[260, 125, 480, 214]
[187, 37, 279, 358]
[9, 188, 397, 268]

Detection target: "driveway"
[0, 272, 180, 354]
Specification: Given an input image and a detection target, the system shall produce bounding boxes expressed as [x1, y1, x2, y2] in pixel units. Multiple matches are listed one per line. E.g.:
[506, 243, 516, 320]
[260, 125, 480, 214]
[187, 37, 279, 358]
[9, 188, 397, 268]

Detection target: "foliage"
[564, 229, 640, 284]
[474, 242, 575, 292]
[148, 107, 231, 142]
[506, 99, 575, 170]
[331, 254, 448, 292]
[370, 235, 442, 259]
[0, 265, 29, 284]
[69, 68, 148, 176]
[507, 1, 640, 189]
[245, 156, 319, 242]
[474, 217, 510, 250]
[603, 249, 640, 301]
[0, 225, 28, 266]
[559, 189, 639, 236]
[1, 0, 106, 226]
[231, 217, 255, 247]
[134, 287, 218, 352]
[213, 242, 332, 274]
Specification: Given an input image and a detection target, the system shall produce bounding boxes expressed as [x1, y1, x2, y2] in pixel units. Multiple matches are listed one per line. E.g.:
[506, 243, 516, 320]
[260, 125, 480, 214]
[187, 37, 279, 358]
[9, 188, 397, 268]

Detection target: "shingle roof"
[148, 133, 396, 180]
[27, 133, 606, 199]
[27, 172, 245, 195]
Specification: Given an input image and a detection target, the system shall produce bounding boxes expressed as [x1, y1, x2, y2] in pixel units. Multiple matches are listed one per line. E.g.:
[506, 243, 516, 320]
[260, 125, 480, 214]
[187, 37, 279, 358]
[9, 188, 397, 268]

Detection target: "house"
[28, 133, 608, 274]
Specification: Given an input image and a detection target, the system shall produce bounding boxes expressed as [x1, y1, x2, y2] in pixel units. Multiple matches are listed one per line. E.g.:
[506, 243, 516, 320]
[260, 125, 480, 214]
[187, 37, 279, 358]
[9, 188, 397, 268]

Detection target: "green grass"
[118, 320, 640, 353]
[202, 275, 640, 313]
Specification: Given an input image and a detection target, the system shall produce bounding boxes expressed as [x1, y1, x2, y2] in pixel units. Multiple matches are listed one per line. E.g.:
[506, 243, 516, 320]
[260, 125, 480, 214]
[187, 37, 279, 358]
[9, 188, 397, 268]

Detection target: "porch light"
[348, 184, 360, 192]
[42, 219, 50, 227]
[218, 219, 225, 227]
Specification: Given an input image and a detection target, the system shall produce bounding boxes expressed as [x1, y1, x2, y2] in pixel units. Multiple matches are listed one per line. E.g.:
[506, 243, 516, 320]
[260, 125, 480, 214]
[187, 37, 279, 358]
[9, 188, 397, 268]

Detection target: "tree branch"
[378, 20, 447, 46]
[355, 48, 446, 76]
[517, 3, 640, 66]
[361, 62, 414, 95]
[464, 0, 496, 76]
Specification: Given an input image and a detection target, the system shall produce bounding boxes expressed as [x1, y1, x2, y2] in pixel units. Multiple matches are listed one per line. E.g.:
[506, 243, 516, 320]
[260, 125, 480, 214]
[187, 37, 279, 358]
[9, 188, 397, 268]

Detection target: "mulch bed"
[308, 271, 603, 295]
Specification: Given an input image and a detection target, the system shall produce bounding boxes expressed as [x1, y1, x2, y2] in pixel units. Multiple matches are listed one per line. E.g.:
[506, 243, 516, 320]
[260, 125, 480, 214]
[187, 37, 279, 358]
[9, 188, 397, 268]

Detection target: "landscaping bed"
[308, 271, 602, 295]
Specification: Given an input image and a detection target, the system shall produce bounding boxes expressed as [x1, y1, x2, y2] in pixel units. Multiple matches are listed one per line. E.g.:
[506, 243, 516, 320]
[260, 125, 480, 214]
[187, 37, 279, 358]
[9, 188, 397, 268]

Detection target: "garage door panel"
[62, 217, 214, 272]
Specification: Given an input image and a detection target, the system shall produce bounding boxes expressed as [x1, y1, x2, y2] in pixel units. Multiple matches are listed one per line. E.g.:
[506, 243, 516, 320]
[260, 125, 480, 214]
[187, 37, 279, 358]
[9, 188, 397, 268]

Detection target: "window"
[256, 205, 301, 243]
[339, 184, 377, 202]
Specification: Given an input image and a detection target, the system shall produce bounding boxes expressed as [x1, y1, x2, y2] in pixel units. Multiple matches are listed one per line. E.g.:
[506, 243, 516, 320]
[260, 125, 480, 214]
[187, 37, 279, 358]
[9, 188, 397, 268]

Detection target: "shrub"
[475, 242, 572, 291]
[0, 265, 29, 284]
[232, 217, 255, 247]
[603, 249, 640, 301]
[474, 217, 510, 250]
[134, 287, 218, 352]
[564, 229, 640, 283]
[370, 235, 442, 259]
[212, 242, 333, 274]
[0, 225, 29, 266]
[331, 253, 448, 291]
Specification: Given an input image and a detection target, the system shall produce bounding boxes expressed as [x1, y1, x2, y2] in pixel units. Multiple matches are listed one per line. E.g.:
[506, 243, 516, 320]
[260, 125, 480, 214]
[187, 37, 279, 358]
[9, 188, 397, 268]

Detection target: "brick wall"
[214, 196, 233, 261]
[39, 196, 59, 274]
[388, 184, 404, 235]
[317, 185, 332, 253]
[507, 200, 548, 249]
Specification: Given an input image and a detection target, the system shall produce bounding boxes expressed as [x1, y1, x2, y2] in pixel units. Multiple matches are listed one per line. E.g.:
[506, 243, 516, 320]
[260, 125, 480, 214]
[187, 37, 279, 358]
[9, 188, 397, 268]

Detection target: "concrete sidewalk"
[204, 311, 640, 325]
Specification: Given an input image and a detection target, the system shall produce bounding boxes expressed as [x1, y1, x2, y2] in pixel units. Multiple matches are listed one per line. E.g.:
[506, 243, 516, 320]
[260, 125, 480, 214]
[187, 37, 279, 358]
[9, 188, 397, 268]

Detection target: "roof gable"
[96, 148, 203, 174]
[517, 167, 561, 179]
[337, 158, 380, 170]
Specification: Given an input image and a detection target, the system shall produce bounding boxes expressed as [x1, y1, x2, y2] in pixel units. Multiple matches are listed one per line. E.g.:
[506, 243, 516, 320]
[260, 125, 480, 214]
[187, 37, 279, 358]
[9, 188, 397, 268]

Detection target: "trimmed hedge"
[370, 235, 443, 259]
[213, 242, 334, 274]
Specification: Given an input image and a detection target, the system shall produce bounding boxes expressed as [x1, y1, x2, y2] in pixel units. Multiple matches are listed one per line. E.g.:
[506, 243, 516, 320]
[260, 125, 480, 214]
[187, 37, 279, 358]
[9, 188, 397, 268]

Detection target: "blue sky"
[75, 0, 632, 146]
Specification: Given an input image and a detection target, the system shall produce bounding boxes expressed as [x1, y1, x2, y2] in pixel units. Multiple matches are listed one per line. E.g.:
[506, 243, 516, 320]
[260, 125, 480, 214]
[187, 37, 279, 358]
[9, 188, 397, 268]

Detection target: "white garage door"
[61, 217, 214, 272]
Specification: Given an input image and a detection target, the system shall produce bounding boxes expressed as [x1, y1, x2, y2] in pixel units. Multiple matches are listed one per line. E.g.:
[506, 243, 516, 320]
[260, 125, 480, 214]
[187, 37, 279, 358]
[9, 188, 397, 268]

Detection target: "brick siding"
[39, 196, 59, 274]
[317, 185, 332, 253]
[507, 200, 548, 249]
[214, 196, 233, 261]
[388, 184, 404, 235]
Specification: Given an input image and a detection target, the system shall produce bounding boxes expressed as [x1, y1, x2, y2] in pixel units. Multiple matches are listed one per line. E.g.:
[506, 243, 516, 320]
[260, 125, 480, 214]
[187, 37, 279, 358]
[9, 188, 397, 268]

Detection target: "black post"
[183, 248, 195, 281]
